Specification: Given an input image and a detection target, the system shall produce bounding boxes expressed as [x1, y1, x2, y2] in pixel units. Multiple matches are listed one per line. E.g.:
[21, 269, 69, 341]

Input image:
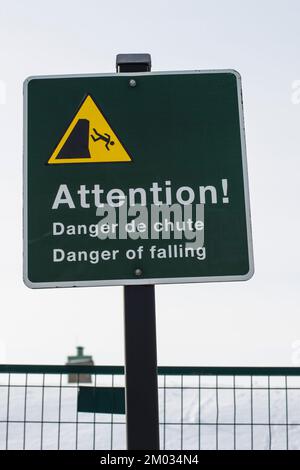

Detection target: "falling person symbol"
[91, 128, 115, 151]
[48, 95, 132, 163]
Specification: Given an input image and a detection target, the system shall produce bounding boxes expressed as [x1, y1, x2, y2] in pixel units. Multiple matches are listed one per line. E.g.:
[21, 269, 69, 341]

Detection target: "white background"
[0, 0, 299, 366]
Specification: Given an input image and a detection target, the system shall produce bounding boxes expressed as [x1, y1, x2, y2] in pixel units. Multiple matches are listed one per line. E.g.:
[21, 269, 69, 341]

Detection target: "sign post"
[117, 54, 160, 450]
[24, 55, 254, 450]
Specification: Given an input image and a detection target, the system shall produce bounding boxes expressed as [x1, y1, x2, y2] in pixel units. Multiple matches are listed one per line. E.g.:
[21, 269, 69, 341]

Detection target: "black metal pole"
[123, 285, 159, 450]
[117, 53, 160, 450]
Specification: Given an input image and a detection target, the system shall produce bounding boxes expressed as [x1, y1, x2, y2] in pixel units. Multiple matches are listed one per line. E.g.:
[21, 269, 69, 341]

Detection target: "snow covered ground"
[0, 374, 299, 450]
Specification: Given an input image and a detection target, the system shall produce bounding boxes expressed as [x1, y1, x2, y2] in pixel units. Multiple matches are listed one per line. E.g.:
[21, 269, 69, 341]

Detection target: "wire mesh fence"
[0, 365, 299, 450]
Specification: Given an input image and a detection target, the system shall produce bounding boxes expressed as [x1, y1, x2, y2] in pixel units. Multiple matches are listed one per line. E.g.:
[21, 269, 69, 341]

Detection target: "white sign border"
[23, 69, 254, 289]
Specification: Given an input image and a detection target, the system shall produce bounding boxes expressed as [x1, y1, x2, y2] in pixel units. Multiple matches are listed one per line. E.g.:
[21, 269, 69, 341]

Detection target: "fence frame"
[1, 365, 300, 450]
[1, 365, 300, 375]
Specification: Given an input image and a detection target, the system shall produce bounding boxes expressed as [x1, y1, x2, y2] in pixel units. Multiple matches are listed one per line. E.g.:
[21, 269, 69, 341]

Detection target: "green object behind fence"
[78, 386, 125, 414]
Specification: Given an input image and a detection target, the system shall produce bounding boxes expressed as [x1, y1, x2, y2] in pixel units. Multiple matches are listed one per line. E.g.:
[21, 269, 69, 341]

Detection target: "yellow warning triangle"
[48, 95, 132, 164]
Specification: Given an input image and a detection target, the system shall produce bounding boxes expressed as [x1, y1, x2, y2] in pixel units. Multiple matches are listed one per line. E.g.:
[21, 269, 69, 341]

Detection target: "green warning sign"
[24, 70, 253, 288]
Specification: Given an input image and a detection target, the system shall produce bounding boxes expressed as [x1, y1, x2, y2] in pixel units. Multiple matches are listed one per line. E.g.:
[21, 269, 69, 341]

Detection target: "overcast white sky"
[0, 0, 299, 366]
